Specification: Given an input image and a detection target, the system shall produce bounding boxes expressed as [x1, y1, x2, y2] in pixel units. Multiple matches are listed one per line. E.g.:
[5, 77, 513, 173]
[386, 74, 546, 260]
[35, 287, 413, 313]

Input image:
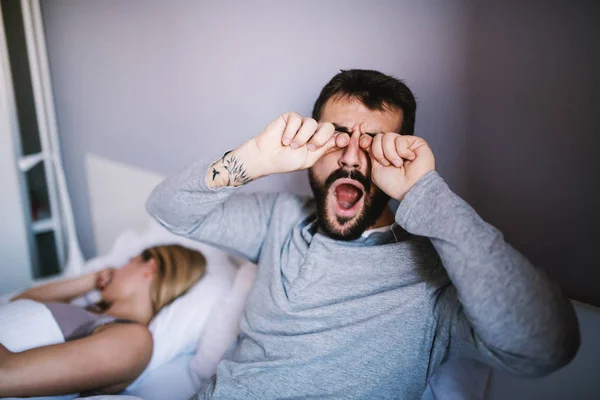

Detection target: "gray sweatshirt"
[146, 160, 579, 399]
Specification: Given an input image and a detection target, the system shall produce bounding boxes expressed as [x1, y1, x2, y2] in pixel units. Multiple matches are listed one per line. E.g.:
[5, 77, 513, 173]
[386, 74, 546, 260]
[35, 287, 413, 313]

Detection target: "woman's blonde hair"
[141, 244, 206, 316]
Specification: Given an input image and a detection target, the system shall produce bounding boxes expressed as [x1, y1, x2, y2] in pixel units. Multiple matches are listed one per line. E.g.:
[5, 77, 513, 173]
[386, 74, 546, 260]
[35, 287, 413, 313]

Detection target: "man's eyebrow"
[332, 123, 381, 137]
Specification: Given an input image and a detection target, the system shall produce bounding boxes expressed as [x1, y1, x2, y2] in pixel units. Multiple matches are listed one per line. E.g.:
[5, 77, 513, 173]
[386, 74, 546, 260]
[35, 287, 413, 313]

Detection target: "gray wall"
[463, 0, 600, 306]
[40, 0, 470, 255]
[40, 1, 599, 305]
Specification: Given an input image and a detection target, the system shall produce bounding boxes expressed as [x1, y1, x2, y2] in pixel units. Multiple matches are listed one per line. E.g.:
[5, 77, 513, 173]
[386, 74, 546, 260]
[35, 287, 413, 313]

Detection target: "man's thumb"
[320, 134, 340, 155]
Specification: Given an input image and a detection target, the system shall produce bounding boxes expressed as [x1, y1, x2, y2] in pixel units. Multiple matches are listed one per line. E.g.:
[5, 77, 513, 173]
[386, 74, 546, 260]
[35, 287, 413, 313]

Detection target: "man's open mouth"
[330, 178, 365, 217]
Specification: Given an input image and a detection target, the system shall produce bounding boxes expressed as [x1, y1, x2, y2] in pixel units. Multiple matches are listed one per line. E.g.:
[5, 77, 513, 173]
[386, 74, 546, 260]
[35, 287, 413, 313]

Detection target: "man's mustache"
[324, 168, 370, 192]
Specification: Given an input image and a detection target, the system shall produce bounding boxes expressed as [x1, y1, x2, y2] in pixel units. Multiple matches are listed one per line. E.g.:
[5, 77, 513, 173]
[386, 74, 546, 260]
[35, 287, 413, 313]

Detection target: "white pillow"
[124, 354, 197, 400]
[190, 260, 258, 380]
[78, 221, 238, 387]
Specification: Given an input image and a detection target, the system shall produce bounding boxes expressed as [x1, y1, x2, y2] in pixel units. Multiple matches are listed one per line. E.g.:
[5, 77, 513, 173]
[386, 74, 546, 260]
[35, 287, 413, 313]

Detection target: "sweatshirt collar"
[300, 214, 413, 247]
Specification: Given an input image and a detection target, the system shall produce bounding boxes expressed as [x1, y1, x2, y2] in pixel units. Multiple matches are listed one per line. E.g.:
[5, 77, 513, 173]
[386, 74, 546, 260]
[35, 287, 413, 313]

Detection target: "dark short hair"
[311, 69, 416, 135]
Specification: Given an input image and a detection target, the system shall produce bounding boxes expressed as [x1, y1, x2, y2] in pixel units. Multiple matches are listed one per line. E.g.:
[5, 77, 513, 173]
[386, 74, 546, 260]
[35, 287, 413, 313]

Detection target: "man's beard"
[308, 168, 390, 241]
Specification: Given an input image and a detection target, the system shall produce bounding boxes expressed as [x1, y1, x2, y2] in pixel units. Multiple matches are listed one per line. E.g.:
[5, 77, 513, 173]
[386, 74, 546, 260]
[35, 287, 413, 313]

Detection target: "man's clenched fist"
[250, 112, 340, 176]
[359, 132, 435, 201]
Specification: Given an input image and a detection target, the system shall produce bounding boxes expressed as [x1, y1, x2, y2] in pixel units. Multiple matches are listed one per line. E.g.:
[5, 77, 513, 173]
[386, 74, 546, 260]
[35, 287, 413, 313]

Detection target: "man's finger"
[291, 118, 318, 149]
[307, 122, 335, 151]
[383, 133, 403, 167]
[281, 112, 303, 146]
[335, 133, 350, 148]
[305, 133, 341, 166]
[359, 134, 372, 150]
[370, 134, 390, 166]
[395, 136, 416, 161]
[321, 134, 340, 155]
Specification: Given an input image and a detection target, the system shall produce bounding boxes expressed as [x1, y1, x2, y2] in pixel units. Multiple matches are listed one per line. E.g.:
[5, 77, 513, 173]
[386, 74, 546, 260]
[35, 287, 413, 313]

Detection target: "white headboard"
[85, 153, 164, 255]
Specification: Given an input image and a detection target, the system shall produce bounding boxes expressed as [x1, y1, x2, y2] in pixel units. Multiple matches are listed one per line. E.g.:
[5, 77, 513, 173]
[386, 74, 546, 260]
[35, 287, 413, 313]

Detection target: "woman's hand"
[11, 271, 99, 303]
[95, 268, 116, 291]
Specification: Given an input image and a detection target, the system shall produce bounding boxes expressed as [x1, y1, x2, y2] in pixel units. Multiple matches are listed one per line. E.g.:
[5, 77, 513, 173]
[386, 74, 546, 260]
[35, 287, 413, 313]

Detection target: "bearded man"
[147, 69, 579, 399]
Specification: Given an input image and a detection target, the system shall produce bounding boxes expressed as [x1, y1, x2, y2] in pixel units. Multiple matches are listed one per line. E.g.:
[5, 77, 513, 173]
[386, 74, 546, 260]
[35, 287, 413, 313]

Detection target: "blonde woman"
[0, 244, 206, 398]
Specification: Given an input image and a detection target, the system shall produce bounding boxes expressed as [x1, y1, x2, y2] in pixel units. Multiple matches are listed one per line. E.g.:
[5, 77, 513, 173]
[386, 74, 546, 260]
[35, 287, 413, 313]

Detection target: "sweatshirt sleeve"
[146, 160, 278, 263]
[395, 170, 580, 377]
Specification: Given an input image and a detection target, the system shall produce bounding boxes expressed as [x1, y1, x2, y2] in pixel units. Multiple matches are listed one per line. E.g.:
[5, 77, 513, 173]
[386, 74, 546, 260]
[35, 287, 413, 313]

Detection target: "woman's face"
[100, 255, 154, 302]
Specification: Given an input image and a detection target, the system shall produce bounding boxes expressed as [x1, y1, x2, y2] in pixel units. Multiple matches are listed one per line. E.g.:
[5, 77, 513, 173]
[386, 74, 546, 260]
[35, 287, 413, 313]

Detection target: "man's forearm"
[146, 158, 238, 236]
[207, 150, 251, 188]
[146, 152, 279, 262]
[395, 171, 579, 374]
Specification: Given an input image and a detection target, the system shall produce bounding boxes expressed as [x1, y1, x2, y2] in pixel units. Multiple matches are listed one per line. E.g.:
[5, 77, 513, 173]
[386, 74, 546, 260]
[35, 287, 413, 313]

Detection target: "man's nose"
[338, 130, 363, 170]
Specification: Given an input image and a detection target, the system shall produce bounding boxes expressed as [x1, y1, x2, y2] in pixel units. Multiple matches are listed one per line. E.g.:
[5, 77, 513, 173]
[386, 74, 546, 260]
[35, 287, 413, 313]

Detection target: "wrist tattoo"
[221, 150, 232, 161]
[210, 151, 253, 186]
[224, 155, 252, 185]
